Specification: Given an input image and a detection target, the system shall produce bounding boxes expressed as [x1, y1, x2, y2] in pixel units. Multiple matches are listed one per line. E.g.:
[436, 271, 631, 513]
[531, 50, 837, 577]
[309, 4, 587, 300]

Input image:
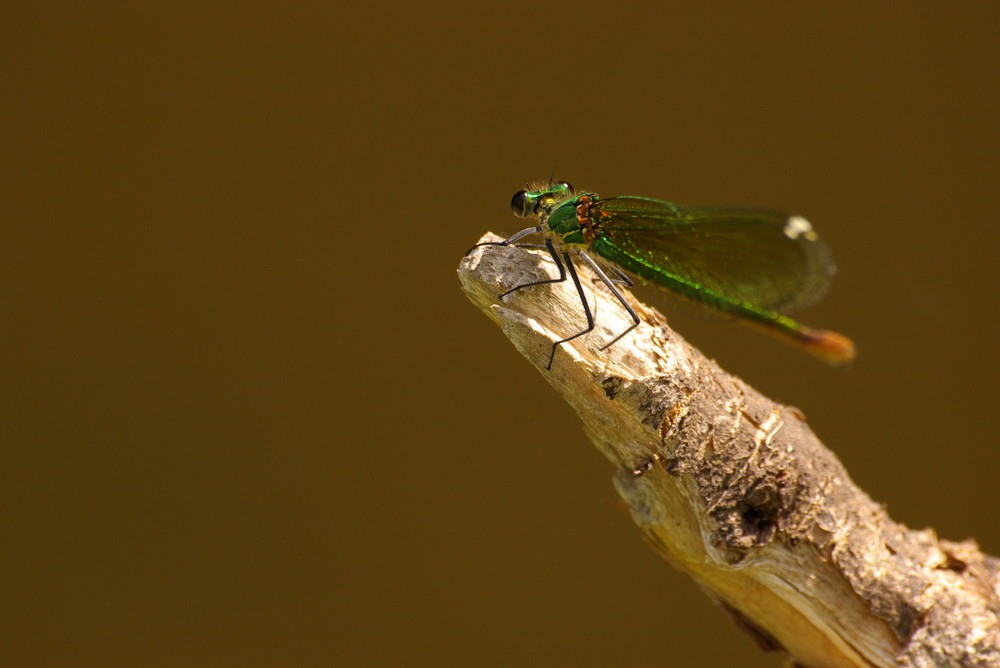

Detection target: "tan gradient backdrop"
[4, 3, 999, 666]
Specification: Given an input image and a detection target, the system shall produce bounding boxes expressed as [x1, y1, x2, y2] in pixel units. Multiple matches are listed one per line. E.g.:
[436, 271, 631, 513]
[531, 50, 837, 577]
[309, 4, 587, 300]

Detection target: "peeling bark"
[458, 234, 1000, 667]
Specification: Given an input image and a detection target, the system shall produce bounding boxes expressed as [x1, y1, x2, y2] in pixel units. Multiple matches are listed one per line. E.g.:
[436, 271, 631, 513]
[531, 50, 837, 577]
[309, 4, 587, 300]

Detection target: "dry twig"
[458, 234, 1000, 667]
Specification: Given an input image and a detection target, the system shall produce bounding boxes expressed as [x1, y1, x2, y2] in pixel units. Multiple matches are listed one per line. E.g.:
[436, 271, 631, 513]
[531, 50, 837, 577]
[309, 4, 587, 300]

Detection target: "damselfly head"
[510, 181, 575, 218]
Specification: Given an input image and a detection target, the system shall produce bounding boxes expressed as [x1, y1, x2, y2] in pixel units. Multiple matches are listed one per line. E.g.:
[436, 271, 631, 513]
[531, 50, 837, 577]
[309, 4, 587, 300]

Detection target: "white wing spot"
[784, 215, 818, 241]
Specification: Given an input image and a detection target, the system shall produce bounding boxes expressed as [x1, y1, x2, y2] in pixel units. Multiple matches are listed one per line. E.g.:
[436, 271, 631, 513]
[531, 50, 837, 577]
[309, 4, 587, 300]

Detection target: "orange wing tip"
[801, 329, 856, 365]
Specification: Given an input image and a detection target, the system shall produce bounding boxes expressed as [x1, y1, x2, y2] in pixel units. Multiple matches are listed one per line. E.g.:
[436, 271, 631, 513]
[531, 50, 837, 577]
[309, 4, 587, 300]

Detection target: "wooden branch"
[458, 234, 1000, 668]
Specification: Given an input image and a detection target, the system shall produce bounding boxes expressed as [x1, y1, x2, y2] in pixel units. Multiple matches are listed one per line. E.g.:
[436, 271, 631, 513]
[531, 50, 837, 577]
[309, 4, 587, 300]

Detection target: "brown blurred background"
[4, 3, 999, 666]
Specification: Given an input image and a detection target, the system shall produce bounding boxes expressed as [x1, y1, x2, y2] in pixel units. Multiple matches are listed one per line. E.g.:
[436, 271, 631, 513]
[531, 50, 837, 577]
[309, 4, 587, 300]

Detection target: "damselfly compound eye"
[510, 190, 529, 217]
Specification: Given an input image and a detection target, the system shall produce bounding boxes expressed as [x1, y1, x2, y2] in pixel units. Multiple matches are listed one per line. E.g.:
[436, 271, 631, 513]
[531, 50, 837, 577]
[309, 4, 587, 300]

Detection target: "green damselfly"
[469, 181, 854, 369]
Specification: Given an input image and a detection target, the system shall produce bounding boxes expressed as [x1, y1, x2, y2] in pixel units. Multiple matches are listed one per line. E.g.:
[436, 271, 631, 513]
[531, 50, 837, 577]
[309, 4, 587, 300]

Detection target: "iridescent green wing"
[590, 196, 835, 313]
